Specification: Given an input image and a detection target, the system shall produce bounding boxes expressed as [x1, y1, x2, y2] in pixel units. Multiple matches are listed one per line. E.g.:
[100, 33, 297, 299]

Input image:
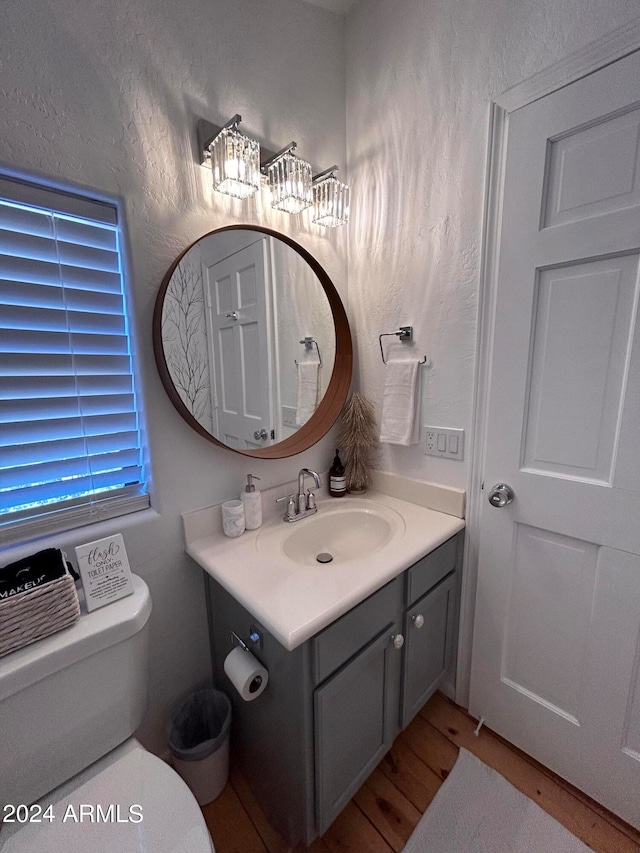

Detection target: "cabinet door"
[314, 624, 401, 834]
[401, 571, 457, 728]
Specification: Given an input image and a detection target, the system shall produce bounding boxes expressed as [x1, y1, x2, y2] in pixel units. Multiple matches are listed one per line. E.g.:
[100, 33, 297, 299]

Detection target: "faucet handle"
[306, 490, 317, 510]
[276, 493, 297, 520]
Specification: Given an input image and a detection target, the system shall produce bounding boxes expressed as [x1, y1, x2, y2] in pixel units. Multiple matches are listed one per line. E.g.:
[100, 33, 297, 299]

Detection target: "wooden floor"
[202, 692, 640, 852]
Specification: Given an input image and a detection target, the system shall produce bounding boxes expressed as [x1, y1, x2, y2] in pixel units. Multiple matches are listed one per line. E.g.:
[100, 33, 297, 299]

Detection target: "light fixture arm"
[199, 115, 243, 162]
[260, 142, 298, 173]
[223, 113, 242, 131]
[312, 165, 339, 183]
[198, 116, 289, 171]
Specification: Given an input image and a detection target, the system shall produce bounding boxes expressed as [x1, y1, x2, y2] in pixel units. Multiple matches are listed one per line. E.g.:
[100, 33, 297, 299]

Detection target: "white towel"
[295, 361, 319, 426]
[379, 360, 420, 445]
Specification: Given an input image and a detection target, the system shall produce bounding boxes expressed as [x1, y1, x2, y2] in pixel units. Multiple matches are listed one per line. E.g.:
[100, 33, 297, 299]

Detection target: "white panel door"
[202, 239, 273, 449]
[470, 50, 640, 828]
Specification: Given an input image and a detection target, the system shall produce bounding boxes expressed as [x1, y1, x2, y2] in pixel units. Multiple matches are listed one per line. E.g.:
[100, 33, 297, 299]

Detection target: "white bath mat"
[403, 748, 592, 852]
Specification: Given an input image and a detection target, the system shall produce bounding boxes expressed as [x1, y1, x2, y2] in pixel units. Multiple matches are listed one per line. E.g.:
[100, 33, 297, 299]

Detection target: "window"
[0, 175, 148, 544]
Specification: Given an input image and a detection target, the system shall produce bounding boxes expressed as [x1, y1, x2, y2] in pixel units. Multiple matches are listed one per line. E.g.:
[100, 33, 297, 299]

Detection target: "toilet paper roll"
[223, 645, 268, 701]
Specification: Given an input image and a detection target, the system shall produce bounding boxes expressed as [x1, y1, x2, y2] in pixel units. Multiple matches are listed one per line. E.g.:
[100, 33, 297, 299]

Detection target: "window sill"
[0, 506, 160, 563]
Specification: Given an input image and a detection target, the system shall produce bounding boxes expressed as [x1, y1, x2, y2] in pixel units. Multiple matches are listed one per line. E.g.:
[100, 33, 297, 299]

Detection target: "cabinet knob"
[391, 633, 404, 650]
[411, 614, 425, 629]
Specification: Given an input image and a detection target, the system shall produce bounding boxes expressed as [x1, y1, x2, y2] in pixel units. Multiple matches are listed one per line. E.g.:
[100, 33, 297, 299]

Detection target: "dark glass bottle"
[329, 449, 346, 497]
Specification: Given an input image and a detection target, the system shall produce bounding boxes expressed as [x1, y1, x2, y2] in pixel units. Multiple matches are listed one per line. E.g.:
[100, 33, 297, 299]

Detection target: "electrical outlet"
[282, 406, 297, 428]
[422, 426, 464, 460]
[425, 430, 437, 453]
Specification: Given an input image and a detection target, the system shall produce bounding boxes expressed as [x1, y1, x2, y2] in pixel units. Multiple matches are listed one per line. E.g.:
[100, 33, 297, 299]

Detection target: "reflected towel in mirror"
[379, 360, 420, 445]
[296, 361, 319, 426]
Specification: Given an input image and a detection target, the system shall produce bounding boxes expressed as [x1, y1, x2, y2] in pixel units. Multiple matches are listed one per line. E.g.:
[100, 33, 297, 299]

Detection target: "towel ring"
[379, 326, 427, 365]
[295, 336, 323, 366]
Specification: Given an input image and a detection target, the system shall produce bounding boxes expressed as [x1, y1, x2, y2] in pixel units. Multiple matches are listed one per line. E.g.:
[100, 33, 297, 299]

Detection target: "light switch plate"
[423, 426, 464, 460]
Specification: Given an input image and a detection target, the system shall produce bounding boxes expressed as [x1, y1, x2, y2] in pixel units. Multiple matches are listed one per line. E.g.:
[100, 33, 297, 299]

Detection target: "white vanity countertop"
[185, 490, 465, 651]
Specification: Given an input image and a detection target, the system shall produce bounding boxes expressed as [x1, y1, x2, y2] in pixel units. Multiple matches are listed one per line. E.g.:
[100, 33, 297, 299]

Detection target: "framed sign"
[74, 533, 134, 612]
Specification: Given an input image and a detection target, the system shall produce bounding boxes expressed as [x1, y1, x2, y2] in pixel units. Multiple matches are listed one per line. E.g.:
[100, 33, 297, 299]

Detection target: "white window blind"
[0, 176, 149, 544]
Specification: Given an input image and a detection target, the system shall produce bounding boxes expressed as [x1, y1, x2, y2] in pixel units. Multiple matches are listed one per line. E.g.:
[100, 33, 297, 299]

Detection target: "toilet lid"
[1, 740, 214, 853]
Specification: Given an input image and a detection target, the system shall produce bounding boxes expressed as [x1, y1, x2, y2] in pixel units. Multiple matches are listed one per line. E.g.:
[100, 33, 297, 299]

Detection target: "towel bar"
[379, 326, 427, 365]
[295, 336, 323, 366]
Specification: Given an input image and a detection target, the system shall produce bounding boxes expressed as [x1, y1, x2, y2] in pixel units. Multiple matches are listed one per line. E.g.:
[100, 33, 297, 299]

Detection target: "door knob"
[254, 429, 268, 440]
[411, 614, 424, 629]
[488, 483, 514, 507]
[391, 633, 405, 650]
[225, 311, 239, 320]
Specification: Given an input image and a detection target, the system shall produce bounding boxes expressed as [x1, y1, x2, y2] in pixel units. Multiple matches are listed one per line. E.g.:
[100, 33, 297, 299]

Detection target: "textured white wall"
[1, 0, 346, 754]
[345, 0, 640, 491]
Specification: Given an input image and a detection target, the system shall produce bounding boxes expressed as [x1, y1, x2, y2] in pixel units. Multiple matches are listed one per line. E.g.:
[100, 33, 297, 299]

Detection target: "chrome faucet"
[297, 468, 322, 513]
[277, 468, 322, 522]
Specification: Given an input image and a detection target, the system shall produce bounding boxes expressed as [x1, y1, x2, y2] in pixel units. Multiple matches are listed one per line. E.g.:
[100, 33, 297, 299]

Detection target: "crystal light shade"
[210, 126, 261, 199]
[312, 174, 350, 227]
[268, 152, 313, 214]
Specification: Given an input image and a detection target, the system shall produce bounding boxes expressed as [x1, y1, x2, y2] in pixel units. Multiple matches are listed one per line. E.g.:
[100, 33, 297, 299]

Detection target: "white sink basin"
[256, 497, 405, 566]
[184, 489, 465, 650]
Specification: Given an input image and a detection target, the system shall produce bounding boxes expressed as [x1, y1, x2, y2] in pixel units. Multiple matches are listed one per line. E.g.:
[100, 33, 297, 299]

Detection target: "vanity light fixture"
[202, 114, 261, 200]
[261, 143, 313, 215]
[312, 166, 350, 227]
[196, 116, 349, 226]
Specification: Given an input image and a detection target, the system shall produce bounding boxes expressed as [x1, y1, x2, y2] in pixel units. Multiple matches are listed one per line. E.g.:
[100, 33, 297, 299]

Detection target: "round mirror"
[153, 225, 352, 458]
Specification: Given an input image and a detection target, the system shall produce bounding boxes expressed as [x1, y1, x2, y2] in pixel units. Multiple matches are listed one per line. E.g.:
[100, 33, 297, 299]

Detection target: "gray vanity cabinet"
[401, 571, 457, 728]
[204, 530, 462, 847]
[400, 533, 460, 728]
[314, 622, 402, 833]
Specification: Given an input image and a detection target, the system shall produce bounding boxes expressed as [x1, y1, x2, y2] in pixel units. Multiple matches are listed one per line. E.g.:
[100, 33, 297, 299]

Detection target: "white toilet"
[0, 575, 214, 852]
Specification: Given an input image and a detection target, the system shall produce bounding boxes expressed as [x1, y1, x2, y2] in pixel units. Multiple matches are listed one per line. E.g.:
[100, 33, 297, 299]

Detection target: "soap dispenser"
[241, 474, 262, 530]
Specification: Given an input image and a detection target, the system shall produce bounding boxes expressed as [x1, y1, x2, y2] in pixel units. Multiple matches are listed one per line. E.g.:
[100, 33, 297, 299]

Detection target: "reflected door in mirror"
[202, 236, 273, 449]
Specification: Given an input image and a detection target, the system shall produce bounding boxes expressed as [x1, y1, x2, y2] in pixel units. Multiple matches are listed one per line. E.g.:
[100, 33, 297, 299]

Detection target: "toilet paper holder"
[230, 627, 263, 653]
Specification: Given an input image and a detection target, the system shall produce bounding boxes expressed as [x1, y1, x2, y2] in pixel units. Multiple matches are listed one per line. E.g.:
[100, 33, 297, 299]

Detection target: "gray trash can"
[168, 688, 232, 805]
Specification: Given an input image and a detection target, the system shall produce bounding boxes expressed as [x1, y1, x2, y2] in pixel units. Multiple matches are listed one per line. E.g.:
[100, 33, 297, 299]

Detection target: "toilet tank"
[0, 574, 152, 808]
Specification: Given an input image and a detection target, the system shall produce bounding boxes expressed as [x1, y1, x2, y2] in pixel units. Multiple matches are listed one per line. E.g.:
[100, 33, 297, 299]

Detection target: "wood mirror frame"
[152, 225, 352, 458]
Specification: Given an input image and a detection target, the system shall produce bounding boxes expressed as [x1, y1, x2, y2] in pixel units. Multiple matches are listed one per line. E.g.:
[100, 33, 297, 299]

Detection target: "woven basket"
[0, 573, 80, 658]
